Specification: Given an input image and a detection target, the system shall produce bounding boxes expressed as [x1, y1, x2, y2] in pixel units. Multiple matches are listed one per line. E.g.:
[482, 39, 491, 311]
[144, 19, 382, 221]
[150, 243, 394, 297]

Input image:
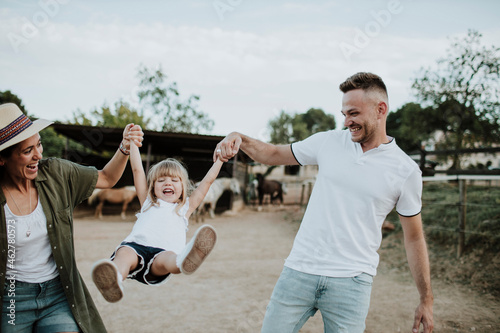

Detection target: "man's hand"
[412, 299, 434, 333]
[214, 132, 242, 162]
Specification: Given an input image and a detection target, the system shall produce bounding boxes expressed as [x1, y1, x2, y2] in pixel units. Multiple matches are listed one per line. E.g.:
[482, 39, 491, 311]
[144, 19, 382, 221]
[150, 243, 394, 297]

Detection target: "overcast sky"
[1, 0, 500, 141]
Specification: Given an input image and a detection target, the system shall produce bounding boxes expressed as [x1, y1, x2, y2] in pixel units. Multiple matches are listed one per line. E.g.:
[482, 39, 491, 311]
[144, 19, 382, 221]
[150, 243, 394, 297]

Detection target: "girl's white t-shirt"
[4, 197, 59, 283]
[286, 130, 422, 277]
[123, 197, 189, 254]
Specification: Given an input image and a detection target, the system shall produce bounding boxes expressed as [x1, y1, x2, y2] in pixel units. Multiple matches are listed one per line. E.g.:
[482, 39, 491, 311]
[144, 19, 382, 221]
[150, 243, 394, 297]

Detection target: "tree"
[386, 102, 437, 153]
[412, 30, 500, 169]
[386, 103, 441, 172]
[269, 110, 293, 144]
[0, 90, 65, 158]
[137, 64, 214, 133]
[38, 127, 67, 158]
[71, 65, 214, 134]
[72, 100, 149, 128]
[268, 108, 336, 144]
[293, 108, 336, 141]
[0, 90, 27, 114]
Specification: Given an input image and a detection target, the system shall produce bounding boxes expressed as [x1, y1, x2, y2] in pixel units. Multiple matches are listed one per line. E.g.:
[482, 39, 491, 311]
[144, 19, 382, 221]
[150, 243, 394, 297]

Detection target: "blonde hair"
[145, 158, 191, 215]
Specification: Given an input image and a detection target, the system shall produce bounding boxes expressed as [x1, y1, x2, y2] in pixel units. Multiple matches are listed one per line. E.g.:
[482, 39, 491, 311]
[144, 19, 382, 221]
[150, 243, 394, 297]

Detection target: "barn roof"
[51, 123, 251, 162]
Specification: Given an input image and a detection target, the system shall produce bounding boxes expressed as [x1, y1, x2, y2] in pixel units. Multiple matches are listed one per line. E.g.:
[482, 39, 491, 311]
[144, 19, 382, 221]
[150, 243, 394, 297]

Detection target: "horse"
[194, 177, 241, 221]
[88, 186, 137, 220]
[246, 178, 259, 206]
[255, 173, 286, 209]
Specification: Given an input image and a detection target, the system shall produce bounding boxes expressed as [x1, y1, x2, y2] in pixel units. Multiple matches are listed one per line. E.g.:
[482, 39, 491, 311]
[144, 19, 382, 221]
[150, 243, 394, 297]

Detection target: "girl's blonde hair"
[145, 158, 191, 215]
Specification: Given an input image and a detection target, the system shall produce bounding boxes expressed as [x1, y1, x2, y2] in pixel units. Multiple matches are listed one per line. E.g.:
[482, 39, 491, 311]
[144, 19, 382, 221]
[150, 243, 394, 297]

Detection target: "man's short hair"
[339, 72, 388, 97]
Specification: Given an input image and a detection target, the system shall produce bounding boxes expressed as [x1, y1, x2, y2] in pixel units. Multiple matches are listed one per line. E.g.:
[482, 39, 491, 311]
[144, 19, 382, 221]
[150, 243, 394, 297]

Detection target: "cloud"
[1, 18, 353, 132]
[1, 4, 499, 138]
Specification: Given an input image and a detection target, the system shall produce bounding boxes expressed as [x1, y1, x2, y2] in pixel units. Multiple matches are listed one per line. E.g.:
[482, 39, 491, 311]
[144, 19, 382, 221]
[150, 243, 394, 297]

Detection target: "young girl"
[91, 139, 224, 303]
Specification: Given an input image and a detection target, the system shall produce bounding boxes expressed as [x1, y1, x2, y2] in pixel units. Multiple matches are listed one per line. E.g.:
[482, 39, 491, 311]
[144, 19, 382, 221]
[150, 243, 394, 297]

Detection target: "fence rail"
[422, 175, 500, 182]
[273, 175, 499, 258]
[423, 175, 500, 257]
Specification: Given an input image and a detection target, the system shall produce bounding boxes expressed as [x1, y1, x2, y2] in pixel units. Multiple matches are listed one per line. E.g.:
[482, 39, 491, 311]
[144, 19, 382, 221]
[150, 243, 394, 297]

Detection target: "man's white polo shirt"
[285, 129, 422, 277]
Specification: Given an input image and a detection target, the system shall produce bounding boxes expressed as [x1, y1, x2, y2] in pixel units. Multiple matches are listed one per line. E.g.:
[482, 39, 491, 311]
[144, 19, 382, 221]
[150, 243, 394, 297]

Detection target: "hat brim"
[0, 118, 54, 152]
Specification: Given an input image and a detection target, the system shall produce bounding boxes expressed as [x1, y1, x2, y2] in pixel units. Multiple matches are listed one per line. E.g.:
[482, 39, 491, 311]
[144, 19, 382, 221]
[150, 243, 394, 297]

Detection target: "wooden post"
[64, 137, 69, 160]
[307, 182, 313, 202]
[229, 153, 239, 210]
[300, 183, 305, 207]
[145, 142, 152, 174]
[457, 178, 467, 258]
[232, 152, 238, 177]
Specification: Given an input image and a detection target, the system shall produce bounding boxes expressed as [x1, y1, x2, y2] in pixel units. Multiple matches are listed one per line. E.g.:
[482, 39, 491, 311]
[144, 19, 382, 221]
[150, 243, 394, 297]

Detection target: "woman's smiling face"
[0, 133, 43, 182]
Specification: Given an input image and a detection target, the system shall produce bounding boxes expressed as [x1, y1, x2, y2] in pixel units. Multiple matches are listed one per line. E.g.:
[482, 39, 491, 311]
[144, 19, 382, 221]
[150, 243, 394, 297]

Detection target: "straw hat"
[0, 103, 53, 152]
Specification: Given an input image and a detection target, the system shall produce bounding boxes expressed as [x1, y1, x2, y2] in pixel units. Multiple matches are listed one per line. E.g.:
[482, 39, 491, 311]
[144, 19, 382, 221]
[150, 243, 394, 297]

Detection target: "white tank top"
[4, 197, 59, 283]
[123, 197, 189, 254]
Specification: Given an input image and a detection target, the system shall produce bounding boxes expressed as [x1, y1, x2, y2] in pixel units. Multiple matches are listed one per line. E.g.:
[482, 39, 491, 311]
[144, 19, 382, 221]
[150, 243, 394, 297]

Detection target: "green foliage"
[71, 109, 93, 126]
[412, 30, 500, 169]
[386, 102, 437, 153]
[72, 101, 149, 128]
[39, 127, 66, 158]
[69, 64, 214, 134]
[269, 110, 293, 144]
[268, 108, 336, 144]
[0, 90, 27, 114]
[0, 90, 67, 158]
[294, 108, 336, 141]
[137, 64, 214, 133]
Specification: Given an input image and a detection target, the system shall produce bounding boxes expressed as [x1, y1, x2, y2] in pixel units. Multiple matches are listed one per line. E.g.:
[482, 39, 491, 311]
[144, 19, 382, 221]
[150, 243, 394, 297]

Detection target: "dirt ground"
[74, 206, 500, 333]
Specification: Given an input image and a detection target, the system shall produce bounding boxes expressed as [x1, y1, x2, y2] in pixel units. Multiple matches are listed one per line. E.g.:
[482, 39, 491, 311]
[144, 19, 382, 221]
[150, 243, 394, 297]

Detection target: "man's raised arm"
[214, 132, 298, 166]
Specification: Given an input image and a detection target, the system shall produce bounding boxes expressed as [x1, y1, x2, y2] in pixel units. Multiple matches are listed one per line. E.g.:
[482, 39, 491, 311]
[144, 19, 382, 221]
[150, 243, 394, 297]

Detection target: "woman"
[0, 103, 143, 332]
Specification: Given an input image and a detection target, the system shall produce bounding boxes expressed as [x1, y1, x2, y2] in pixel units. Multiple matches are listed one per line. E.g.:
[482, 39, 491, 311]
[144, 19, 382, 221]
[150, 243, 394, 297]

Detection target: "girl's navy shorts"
[111, 242, 171, 285]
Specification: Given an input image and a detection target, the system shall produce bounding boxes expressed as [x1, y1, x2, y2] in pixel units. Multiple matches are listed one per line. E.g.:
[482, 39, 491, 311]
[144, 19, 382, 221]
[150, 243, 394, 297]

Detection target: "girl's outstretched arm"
[186, 159, 224, 218]
[130, 141, 147, 207]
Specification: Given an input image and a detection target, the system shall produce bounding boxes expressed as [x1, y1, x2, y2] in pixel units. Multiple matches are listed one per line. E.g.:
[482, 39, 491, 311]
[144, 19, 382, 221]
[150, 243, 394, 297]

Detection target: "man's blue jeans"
[262, 266, 373, 333]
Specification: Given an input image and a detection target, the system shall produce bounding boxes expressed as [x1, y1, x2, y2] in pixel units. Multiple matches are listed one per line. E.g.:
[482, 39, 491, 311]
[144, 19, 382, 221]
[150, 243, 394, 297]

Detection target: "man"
[215, 73, 434, 333]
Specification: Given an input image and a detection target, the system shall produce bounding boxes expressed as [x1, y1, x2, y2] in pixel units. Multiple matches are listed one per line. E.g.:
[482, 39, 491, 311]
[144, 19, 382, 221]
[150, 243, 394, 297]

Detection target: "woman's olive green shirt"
[0, 158, 107, 332]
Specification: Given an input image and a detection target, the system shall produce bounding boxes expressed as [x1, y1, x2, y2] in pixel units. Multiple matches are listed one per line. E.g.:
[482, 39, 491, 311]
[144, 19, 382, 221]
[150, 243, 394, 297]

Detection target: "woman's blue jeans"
[262, 266, 373, 333]
[2, 277, 80, 333]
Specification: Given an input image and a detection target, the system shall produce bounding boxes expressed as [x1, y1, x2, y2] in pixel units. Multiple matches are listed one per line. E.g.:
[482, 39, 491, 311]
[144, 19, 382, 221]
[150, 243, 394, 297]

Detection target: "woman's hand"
[122, 123, 144, 150]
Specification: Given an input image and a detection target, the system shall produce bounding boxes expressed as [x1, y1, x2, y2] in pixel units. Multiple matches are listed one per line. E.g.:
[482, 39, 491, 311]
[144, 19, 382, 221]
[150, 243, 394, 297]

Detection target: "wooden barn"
[51, 124, 251, 215]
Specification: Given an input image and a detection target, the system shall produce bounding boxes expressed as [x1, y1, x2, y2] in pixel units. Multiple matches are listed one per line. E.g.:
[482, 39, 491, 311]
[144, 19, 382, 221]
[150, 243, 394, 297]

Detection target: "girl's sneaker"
[176, 225, 217, 275]
[92, 259, 124, 303]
